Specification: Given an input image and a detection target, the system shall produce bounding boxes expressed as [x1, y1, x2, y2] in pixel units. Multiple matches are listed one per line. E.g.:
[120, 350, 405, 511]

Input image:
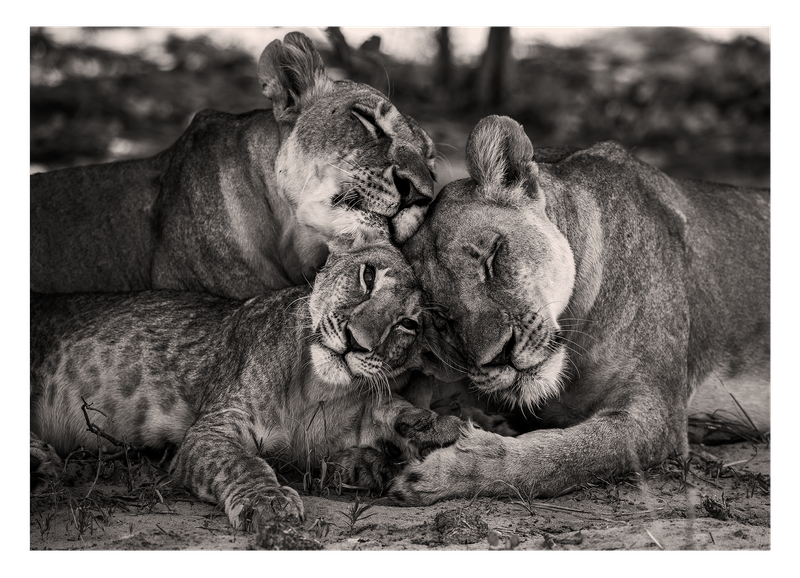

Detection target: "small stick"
[717, 374, 759, 433]
[722, 459, 749, 468]
[80, 397, 127, 449]
[645, 527, 664, 550]
[80, 397, 142, 493]
[612, 508, 666, 516]
[86, 432, 103, 499]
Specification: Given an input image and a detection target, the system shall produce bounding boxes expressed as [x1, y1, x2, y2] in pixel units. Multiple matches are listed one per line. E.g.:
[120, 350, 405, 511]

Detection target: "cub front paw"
[395, 409, 468, 457]
[227, 485, 305, 531]
[330, 444, 404, 490]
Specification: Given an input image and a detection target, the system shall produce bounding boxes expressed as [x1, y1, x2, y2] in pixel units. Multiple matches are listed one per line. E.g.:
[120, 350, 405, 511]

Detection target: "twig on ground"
[645, 527, 664, 549]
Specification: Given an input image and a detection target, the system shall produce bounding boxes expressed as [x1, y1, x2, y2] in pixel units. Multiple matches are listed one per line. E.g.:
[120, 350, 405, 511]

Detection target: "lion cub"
[30, 236, 462, 530]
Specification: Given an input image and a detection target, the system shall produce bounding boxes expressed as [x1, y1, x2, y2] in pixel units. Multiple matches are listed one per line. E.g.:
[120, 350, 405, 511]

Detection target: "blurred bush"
[30, 28, 263, 167]
[501, 28, 769, 185]
[30, 27, 769, 187]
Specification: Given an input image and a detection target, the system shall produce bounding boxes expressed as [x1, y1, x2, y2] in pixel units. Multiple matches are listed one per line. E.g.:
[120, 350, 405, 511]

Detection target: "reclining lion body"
[31, 32, 436, 299]
[391, 115, 769, 503]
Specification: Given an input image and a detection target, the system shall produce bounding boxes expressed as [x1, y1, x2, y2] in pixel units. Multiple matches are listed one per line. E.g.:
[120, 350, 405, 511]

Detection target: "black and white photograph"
[28, 23, 773, 553]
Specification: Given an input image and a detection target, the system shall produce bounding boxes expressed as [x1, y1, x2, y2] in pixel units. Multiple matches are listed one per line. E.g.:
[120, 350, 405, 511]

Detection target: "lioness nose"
[489, 332, 516, 367]
[345, 326, 371, 353]
[393, 169, 431, 209]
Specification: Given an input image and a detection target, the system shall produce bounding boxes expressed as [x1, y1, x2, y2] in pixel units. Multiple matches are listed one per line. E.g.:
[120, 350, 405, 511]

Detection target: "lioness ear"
[326, 229, 388, 255]
[258, 32, 334, 123]
[465, 115, 541, 203]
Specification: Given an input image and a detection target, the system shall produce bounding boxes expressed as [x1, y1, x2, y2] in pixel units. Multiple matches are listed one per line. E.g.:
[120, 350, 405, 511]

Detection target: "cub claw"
[395, 408, 467, 455]
[228, 486, 305, 531]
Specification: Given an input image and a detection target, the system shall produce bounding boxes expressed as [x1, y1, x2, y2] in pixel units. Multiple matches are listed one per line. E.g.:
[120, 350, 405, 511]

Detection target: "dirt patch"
[30, 441, 769, 551]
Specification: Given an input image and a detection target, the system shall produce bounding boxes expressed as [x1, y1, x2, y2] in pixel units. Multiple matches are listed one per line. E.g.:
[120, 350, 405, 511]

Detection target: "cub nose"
[345, 326, 371, 353]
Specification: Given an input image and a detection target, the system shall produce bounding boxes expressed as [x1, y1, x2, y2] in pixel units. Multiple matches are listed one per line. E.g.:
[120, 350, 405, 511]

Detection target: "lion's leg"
[30, 431, 62, 491]
[388, 395, 687, 505]
[171, 410, 304, 531]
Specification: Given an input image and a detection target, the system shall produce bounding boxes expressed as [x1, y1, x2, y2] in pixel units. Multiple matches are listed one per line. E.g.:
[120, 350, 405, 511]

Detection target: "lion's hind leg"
[28, 432, 62, 490]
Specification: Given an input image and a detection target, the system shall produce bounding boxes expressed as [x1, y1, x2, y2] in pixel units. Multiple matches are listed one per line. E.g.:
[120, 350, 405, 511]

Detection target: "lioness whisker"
[422, 336, 470, 373]
[327, 162, 357, 178]
[556, 337, 589, 357]
[560, 328, 598, 344]
[558, 317, 595, 324]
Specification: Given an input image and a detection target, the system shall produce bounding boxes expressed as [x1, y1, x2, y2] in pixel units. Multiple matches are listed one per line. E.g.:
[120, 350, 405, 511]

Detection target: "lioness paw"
[227, 486, 304, 531]
[387, 461, 441, 506]
[389, 426, 511, 506]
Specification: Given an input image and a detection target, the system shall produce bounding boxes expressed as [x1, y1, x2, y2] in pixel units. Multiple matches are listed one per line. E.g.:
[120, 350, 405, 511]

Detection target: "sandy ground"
[30, 440, 768, 551]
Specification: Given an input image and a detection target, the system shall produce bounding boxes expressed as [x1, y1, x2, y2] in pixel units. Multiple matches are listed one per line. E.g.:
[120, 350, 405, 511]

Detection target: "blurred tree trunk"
[325, 27, 352, 71]
[325, 27, 387, 92]
[435, 27, 453, 99]
[475, 27, 512, 109]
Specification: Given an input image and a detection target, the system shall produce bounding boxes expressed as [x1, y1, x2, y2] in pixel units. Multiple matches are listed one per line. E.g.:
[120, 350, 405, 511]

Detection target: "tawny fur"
[30, 240, 463, 530]
[30, 32, 437, 299]
[391, 115, 770, 505]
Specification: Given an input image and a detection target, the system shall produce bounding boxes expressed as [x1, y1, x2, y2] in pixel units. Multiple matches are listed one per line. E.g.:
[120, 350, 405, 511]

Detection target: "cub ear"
[465, 115, 541, 202]
[258, 32, 334, 123]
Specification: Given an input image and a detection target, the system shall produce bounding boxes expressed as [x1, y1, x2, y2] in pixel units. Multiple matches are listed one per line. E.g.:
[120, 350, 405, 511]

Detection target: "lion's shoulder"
[534, 145, 584, 164]
[166, 108, 280, 163]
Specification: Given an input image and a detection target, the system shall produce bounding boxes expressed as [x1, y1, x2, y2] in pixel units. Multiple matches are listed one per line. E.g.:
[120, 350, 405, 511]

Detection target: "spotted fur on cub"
[30, 237, 463, 530]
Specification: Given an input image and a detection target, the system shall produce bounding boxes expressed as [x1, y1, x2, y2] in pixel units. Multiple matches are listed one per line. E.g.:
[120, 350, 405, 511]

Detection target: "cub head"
[259, 32, 436, 246]
[404, 115, 576, 410]
[308, 233, 424, 393]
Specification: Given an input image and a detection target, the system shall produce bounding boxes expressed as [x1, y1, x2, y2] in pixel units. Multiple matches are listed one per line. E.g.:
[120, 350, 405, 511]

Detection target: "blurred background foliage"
[30, 26, 769, 188]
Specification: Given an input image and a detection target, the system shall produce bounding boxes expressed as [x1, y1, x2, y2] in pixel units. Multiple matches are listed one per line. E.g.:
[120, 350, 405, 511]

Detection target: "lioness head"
[404, 115, 576, 410]
[308, 233, 424, 392]
[259, 32, 436, 246]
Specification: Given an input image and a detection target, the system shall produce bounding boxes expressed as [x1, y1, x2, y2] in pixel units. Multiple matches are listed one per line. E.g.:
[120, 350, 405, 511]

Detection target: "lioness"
[30, 32, 436, 299]
[30, 236, 463, 529]
[389, 115, 769, 503]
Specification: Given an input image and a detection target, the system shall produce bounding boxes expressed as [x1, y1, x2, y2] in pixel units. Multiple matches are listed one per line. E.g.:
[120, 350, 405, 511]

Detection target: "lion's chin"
[468, 346, 567, 410]
[390, 205, 426, 244]
[310, 343, 353, 387]
[310, 344, 409, 393]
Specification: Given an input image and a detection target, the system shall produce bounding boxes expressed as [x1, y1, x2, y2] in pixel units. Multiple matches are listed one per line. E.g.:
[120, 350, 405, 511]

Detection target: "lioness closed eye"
[390, 115, 769, 505]
[30, 236, 463, 530]
[31, 31, 437, 299]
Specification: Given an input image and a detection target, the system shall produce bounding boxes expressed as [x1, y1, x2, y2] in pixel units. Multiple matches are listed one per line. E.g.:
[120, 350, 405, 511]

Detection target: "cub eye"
[398, 318, 419, 333]
[360, 264, 376, 293]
